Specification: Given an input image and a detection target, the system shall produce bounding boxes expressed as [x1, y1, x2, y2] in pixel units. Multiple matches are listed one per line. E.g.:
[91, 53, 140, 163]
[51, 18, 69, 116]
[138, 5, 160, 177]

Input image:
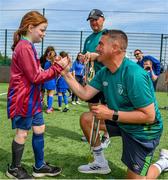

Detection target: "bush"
[0, 52, 11, 66]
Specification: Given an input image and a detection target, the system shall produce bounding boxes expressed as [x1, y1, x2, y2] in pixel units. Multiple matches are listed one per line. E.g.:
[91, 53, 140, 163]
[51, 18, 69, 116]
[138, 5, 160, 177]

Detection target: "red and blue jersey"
[7, 39, 62, 118]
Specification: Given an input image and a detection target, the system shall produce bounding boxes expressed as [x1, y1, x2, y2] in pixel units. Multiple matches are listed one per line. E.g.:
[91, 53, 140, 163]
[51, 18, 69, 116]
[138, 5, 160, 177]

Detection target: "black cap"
[87, 9, 104, 21]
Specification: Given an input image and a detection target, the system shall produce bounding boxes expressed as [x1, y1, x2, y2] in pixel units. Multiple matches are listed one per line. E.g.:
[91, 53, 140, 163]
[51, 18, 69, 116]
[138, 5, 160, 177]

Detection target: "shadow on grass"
[0, 146, 125, 179]
[23, 152, 126, 179]
[0, 147, 36, 178]
[46, 125, 82, 142]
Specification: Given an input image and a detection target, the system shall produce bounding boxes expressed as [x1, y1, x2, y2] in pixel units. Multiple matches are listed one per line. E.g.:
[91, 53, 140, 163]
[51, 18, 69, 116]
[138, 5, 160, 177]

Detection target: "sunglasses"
[134, 53, 141, 57]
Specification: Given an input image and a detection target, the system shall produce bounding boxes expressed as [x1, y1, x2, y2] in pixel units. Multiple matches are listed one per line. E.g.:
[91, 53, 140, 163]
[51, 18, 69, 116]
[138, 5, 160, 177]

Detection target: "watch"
[112, 111, 119, 121]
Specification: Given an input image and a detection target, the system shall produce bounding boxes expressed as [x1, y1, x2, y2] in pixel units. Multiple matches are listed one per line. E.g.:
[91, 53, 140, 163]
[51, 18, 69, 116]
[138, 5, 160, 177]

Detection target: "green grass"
[0, 83, 168, 179]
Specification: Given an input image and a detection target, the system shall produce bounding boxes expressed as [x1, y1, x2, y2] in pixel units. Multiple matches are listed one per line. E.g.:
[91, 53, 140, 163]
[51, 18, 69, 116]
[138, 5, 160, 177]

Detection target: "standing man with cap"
[81, 9, 110, 149]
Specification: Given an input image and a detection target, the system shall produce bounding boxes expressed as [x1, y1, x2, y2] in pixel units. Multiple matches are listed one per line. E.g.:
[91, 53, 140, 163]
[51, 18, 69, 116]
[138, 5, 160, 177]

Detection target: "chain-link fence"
[1, 8, 168, 68]
[0, 29, 168, 70]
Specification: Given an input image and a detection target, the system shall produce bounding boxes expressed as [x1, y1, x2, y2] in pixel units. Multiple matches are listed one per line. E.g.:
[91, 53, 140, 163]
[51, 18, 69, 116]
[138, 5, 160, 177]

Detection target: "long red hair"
[12, 11, 47, 51]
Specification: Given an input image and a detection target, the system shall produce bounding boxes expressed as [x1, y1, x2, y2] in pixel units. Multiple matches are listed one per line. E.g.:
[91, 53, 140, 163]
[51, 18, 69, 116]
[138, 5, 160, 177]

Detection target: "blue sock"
[47, 95, 53, 109]
[32, 133, 44, 169]
[58, 95, 62, 107]
[63, 92, 68, 105]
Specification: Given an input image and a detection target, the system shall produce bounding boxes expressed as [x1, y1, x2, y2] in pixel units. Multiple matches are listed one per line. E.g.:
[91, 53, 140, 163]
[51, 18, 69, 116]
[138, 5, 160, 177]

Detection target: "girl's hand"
[54, 56, 71, 75]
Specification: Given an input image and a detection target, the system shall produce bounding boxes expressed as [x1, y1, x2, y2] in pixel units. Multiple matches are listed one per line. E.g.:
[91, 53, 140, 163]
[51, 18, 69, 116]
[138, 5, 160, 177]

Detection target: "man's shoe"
[6, 164, 32, 179]
[78, 160, 111, 174]
[155, 149, 168, 172]
[101, 136, 111, 149]
[71, 101, 76, 105]
[32, 162, 62, 177]
[63, 107, 69, 112]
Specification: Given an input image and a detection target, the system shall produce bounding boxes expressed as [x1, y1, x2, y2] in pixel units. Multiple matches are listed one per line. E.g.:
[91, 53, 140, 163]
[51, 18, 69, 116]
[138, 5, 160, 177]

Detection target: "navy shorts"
[105, 120, 160, 176]
[12, 112, 44, 130]
[57, 88, 67, 93]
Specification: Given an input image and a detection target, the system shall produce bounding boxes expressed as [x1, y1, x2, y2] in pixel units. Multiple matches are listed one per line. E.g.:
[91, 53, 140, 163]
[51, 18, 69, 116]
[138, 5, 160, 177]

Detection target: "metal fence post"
[80, 31, 83, 52]
[41, 8, 45, 57]
[160, 34, 163, 62]
[4, 29, 7, 64]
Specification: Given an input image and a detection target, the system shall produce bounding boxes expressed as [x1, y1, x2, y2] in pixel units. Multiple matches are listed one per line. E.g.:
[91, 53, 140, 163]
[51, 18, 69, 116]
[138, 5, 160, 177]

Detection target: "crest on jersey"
[103, 81, 108, 86]
[117, 84, 123, 95]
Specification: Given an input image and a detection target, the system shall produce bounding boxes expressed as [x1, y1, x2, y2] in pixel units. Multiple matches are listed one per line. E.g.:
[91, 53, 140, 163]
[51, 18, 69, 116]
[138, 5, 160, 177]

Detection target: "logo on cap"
[90, 10, 96, 16]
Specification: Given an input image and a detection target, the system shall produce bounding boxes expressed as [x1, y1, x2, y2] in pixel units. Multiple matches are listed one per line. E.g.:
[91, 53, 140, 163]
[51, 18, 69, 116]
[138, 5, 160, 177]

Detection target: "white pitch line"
[0, 92, 7, 96]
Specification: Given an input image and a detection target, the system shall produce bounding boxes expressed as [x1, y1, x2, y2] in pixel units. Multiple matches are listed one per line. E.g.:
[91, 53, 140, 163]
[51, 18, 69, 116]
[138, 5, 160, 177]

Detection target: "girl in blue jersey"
[71, 52, 85, 105]
[56, 51, 70, 112]
[42, 46, 57, 113]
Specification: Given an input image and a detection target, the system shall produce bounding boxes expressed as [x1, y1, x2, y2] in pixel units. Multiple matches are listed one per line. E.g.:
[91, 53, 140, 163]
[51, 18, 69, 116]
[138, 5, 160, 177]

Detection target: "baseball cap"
[87, 9, 104, 21]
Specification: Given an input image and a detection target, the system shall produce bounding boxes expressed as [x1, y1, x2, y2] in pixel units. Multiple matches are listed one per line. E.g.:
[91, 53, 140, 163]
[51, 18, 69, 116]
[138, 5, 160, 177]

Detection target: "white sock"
[153, 163, 162, 174]
[92, 145, 106, 164]
[153, 157, 168, 173]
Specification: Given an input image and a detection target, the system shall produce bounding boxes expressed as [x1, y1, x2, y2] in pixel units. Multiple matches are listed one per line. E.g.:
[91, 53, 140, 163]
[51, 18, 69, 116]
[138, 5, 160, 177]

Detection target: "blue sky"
[0, 0, 168, 34]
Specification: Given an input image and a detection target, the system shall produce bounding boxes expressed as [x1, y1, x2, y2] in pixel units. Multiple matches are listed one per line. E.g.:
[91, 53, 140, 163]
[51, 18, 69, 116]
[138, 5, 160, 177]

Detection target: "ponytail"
[11, 30, 21, 51]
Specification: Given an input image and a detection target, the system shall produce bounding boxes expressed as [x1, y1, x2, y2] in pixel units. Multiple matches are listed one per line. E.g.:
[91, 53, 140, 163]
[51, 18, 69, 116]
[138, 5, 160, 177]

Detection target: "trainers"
[46, 108, 53, 114]
[71, 101, 76, 105]
[155, 149, 168, 172]
[101, 136, 111, 149]
[78, 160, 111, 174]
[32, 162, 62, 178]
[63, 107, 69, 112]
[76, 101, 81, 105]
[6, 164, 32, 179]
[58, 107, 62, 111]
[81, 136, 87, 142]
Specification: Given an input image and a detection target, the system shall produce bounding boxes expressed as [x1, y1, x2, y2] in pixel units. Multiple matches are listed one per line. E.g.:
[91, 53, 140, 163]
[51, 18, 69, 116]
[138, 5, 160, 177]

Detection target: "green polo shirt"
[89, 57, 163, 140]
[83, 30, 105, 73]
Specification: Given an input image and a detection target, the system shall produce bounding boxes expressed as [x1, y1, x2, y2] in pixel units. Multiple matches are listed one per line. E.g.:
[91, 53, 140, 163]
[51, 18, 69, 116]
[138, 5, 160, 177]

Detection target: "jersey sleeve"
[126, 67, 154, 108]
[19, 46, 62, 84]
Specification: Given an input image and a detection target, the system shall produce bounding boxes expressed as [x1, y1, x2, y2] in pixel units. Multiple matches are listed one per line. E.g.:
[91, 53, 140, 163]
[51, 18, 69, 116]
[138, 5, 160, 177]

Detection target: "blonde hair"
[12, 11, 47, 51]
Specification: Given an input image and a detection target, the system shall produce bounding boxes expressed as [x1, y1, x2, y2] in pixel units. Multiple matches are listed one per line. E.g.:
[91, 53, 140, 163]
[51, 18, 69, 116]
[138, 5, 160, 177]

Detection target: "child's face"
[29, 23, 48, 43]
[144, 60, 152, 71]
[78, 54, 83, 61]
[144, 61, 152, 68]
[47, 51, 56, 61]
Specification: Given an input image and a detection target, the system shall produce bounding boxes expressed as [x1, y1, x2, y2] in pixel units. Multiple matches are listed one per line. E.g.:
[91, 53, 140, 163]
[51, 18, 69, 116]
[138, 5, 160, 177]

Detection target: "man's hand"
[84, 52, 99, 62]
[91, 104, 113, 121]
[54, 56, 71, 75]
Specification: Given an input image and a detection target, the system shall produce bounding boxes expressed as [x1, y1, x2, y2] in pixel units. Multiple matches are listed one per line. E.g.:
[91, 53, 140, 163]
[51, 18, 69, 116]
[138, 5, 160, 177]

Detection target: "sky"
[0, 0, 168, 34]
